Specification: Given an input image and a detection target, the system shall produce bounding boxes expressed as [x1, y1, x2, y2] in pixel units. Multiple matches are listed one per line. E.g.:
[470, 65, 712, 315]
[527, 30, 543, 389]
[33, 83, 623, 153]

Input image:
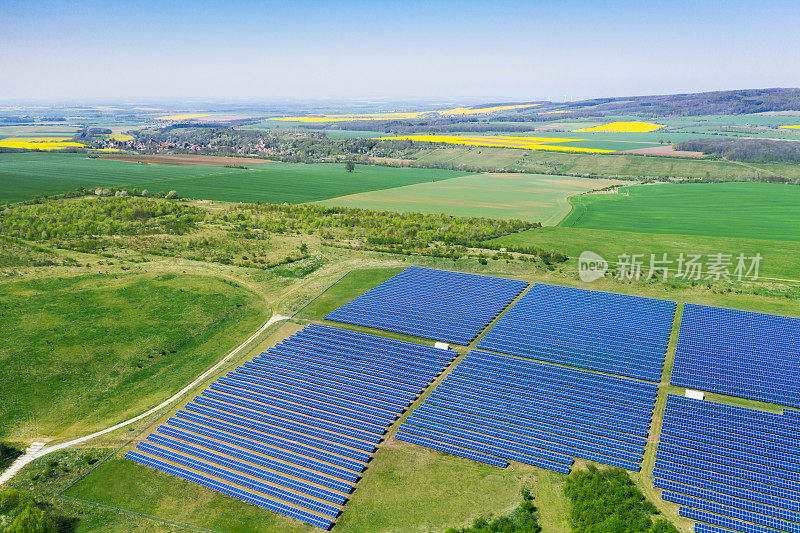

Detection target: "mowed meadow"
[0, 152, 471, 204]
[317, 173, 625, 224]
[561, 182, 800, 241]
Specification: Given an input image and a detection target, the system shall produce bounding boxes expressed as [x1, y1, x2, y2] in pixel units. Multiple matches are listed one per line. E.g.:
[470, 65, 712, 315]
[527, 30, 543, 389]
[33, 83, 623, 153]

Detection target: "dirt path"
[0, 313, 289, 487]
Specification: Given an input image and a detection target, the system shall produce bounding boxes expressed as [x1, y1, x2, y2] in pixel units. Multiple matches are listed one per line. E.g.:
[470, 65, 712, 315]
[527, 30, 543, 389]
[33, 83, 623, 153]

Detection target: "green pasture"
[490, 226, 800, 283]
[0, 271, 266, 441]
[561, 182, 800, 242]
[0, 152, 470, 204]
[316, 173, 625, 224]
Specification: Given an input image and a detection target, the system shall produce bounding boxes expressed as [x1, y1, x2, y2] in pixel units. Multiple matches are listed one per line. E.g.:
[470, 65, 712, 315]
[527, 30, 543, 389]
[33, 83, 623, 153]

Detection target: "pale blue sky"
[1, 0, 798, 101]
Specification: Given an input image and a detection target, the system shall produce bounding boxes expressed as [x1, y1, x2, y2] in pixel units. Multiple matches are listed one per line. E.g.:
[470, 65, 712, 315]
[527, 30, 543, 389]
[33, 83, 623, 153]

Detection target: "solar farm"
[118, 266, 800, 532]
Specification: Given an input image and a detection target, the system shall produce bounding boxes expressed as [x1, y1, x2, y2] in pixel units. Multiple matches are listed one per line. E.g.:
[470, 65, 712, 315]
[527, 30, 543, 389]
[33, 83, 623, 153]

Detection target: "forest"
[675, 137, 800, 164]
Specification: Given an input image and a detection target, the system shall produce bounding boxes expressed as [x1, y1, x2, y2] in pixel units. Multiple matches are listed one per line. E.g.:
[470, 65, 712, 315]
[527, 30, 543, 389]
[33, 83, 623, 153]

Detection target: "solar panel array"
[126, 324, 456, 529]
[672, 304, 800, 408]
[395, 350, 658, 473]
[324, 266, 529, 345]
[477, 283, 676, 381]
[654, 394, 800, 533]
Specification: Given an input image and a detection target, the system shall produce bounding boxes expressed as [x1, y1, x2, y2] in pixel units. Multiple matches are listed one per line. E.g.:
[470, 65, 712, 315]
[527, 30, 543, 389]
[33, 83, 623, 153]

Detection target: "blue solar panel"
[672, 304, 800, 407]
[128, 324, 453, 528]
[126, 451, 334, 529]
[325, 266, 529, 345]
[654, 394, 800, 533]
[476, 283, 676, 381]
[395, 350, 657, 473]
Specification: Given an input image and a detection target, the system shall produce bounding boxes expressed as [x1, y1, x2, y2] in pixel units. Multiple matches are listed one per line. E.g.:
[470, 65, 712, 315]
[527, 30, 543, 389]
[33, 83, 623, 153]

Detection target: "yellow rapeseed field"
[107, 133, 135, 141]
[376, 134, 614, 154]
[779, 125, 800, 129]
[272, 104, 539, 123]
[574, 121, 664, 133]
[0, 137, 86, 150]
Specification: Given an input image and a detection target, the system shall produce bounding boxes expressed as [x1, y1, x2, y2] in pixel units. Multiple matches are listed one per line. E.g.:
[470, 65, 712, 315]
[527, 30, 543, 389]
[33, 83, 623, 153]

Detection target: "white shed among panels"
[684, 389, 705, 401]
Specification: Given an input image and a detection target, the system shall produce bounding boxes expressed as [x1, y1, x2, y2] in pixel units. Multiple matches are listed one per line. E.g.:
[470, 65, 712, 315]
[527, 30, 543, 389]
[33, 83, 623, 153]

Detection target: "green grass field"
[316, 173, 625, 224]
[490, 226, 800, 282]
[0, 153, 471, 204]
[0, 271, 266, 441]
[560, 182, 800, 241]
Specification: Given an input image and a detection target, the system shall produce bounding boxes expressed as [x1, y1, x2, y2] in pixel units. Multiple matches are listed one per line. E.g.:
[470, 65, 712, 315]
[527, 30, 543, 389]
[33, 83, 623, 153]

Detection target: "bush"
[0, 490, 58, 533]
[445, 488, 542, 533]
[563, 465, 678, 533]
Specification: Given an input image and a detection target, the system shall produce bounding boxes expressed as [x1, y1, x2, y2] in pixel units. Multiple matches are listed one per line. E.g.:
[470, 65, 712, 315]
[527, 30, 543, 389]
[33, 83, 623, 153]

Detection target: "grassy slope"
[561, 182, 800, 241]
[0, 153, 471, 204]
[408, 146, 800, 180]
[490, 226, 800, 281]
[0, 271, 266, 441]
[315, 173, 624, 225]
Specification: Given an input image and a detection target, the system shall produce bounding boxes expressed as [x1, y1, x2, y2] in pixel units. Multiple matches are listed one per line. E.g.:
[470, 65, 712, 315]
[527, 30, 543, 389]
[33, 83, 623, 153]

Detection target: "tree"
[7, 502, 58, 533]
[345, 161, 355, 172]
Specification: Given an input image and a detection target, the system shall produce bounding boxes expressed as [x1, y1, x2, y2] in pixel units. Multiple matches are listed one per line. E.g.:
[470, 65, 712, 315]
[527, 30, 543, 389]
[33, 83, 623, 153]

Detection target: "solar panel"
[325, 266, 529, 344]
[672, 304, 800, 407]
[395, 350, 657, 473]
[654, 394, 800, 533]
[476, 283, 676, 381]
[127, 324, 454, 528]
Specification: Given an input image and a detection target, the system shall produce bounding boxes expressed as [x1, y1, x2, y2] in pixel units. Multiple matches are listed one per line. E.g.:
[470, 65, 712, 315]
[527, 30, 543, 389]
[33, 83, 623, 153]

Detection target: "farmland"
[380, 134, 616, 153]
[489, 226, 800, 282]
[270, 103, 539, 123]
[574, 121, 665, 133]
[406, 145, 800, 180]
[4, 93, 800, 533]
[0, 152, 471, 204]
[317, 173, 626, 224]
[0, 137, 86, 150]
[561, 182, 800, 241]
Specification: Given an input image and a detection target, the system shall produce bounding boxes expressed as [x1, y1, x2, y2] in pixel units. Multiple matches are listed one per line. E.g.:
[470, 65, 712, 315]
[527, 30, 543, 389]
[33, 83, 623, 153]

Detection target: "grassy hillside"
[408, 146, 800, 180]
[316, 173, 624, 224]
[0, 153, 471, 204]
[490, 226, 800, 282]
[0, 272, 266, 441]
[561, 182, 800, 241]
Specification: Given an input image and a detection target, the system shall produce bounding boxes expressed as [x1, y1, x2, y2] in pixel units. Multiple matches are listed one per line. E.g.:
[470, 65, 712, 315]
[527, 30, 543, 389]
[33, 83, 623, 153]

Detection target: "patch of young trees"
[0, 197, 204, 241]
[0, 490, 58, 533]
[564, 465, 678, 533]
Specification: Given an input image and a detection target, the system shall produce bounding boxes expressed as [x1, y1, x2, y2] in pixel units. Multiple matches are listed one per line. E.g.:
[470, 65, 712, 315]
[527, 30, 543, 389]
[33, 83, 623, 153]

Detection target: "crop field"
[316, 173, 626, 224]
[0, 271, 266, 441]
[270, 103, 539, 123]
[0, 152, 471, 204]
[406, 145, 800, 180]
[574, 121, 665, 133]
[0, 125, 80, 139]
[561, 182, 800, 241]
[0, 136, 86, 150]
[382, 134, 616, 153]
